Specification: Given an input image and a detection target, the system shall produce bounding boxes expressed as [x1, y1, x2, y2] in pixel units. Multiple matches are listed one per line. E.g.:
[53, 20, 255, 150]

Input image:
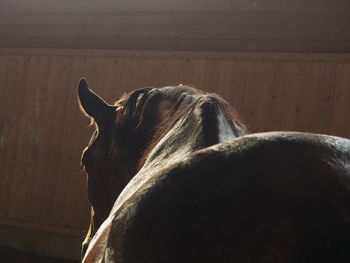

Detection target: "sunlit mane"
[111, 85, 247, 169]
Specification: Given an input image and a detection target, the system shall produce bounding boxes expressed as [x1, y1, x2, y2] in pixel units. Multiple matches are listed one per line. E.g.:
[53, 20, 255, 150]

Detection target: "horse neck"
[110, 98, 242, 213]
[143, 97, 242, 169]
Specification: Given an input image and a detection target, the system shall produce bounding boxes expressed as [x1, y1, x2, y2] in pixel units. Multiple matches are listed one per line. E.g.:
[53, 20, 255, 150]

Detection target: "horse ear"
[78, 78, 114, 124]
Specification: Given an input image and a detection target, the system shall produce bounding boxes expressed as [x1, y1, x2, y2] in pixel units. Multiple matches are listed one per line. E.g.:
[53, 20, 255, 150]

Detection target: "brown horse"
[78, 78, 350, 263]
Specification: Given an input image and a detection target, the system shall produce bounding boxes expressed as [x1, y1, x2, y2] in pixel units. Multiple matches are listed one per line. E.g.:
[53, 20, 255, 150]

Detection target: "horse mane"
[113, 85, 248, 170]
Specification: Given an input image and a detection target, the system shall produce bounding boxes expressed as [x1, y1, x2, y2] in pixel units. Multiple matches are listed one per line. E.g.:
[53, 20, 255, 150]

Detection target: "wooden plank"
[330, 62, 350, 138]
[3, 56, 30, 220]
[2, 37, 350, 53]
[1, 12, 348, 27]
[0, 24, 348, 41]
[0, 0, 231, 12]
[9, 56, 47, 222]
[30, 56, 71, 225]
[163, 58, 183, 86]
[2, 48, 350, 62]
[47, 58, 75, 227]
[42, 57, 76, 225]
[263, 62, 298, 130]
[293, 62, 335, 134]
[22, 56, 53, 223]
[311, 62, 337, 135]
[244, 61, 276, 132]
[0, 0, 349, 12]
[0, 55, 11, 219]
[104, 57, 129, 100]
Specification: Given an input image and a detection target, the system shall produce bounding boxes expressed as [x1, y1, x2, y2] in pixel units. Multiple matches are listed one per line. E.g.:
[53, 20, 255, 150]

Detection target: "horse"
[78, 78, 350, 263]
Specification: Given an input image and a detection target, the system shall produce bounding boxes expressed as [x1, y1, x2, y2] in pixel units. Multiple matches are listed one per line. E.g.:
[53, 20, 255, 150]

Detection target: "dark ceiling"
[0, 0, 349, 52]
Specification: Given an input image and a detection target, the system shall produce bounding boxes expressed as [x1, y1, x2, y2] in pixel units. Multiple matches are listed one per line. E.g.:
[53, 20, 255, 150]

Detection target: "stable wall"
[0, 48, 349, 257]
[1, 0, 349, 52]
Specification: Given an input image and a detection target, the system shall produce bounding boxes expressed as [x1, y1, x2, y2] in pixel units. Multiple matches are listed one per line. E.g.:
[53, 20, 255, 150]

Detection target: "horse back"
[105, 132, 350, 263]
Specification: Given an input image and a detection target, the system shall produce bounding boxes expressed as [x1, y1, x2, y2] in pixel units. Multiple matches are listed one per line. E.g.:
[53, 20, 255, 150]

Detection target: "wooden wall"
[1, 0, 350, 52]
[0, 48, 350, 237]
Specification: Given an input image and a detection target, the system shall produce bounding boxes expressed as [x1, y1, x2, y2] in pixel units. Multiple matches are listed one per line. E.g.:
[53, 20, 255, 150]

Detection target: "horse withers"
[78, 78, 350, 263]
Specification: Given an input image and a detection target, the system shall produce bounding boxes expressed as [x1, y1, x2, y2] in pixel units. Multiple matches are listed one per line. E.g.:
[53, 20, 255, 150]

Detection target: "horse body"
[78, 79, 350, 263]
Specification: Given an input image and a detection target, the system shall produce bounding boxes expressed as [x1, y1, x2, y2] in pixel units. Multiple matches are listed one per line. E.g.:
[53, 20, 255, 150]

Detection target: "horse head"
[78, 78, 247, 256]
